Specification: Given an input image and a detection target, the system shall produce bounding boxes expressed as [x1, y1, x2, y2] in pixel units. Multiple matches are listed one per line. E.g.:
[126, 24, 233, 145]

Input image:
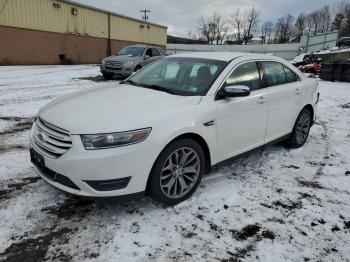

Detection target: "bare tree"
[275, 14, 294, 43]
[230, 9, 244, 44]
[302, 5, 333, 36]
[261, 21, 274, 44]
[211, 13, 229, 45]
[198, 13, 228, 45]
[197, 17, 211, 44]
[243, 7, 260, 44]
[319, 5, 331, 33]
[294, 13, 307, 41]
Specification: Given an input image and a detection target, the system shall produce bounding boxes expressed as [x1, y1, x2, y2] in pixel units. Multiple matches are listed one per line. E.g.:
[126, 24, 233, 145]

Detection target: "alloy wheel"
[295, 112, 310, 145]
[160, 147, 200, 199]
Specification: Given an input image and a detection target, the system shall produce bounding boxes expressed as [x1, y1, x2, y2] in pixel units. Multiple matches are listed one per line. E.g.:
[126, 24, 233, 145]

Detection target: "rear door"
[260, 61, 302, 142]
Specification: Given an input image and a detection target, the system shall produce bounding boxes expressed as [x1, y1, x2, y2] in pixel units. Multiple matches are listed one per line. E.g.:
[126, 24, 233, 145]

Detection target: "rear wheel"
[285, 108, 312, 148]
[149, 139, 205, 206]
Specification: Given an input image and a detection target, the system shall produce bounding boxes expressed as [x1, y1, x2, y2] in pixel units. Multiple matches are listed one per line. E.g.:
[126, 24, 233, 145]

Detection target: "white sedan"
[29, 52, 319, 205]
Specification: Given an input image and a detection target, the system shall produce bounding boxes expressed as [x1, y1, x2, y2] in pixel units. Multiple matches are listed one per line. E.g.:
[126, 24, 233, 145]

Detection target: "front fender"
[149, 124, 217, 166]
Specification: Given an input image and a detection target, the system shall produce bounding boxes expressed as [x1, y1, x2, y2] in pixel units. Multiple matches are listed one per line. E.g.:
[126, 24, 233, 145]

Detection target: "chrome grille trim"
[105, 60, 123, 67]
[32, 118, 72, 158]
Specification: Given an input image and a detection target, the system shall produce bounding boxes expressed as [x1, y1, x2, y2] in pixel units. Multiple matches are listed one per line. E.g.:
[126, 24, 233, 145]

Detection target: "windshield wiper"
[139, 84, 176, 95]
[120, 80, 176, 95]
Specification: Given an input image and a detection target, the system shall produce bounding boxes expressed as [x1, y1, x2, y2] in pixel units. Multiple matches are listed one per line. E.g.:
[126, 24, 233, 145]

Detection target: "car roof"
[169, 52, 284, 62]
[126, 44, 159, 48]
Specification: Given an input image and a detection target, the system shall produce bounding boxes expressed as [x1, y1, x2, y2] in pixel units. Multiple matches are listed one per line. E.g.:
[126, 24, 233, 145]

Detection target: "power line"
[140, 9, 150, 21]
[168, 0, 217, 17]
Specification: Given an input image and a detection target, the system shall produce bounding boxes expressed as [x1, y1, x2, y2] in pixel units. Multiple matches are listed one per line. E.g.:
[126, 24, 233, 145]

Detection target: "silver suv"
[100, 44, 165, 79]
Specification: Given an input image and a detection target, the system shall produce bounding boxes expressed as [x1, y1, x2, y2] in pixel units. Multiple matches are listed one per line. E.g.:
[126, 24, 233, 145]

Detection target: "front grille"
[32, 117, 72, 158]
[105, 60, 123, 67]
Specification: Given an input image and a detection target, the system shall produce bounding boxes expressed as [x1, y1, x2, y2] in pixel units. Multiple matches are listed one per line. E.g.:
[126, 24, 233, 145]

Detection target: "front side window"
[261, 62, 287, 87]
[126, 57, 227, 96]
[151, 48, 161, 56]
[116, 46, 145, 57]
[145, 48, 152, 57]
[225, 62, 261, 91]
[284, 66, 298, 83]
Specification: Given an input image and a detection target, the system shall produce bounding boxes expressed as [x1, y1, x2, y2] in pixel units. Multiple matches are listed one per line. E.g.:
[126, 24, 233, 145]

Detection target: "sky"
[74, 0, 339, 37]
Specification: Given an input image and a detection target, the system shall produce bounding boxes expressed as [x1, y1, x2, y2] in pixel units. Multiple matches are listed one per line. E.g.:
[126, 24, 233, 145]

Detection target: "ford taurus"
[30, 52, 319, 205]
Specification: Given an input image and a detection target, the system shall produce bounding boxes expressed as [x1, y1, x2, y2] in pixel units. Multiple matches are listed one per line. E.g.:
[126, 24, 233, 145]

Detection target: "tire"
[285, 108, 312, 148]
[149, 139, 205, 206]
[102, 73, 113, 80]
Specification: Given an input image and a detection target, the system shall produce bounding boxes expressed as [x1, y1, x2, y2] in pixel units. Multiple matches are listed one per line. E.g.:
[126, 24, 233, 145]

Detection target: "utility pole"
[140, 10, 150, 21]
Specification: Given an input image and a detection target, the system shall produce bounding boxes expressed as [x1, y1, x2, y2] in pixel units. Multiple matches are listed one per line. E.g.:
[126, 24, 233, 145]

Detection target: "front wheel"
[149, 139, 205, 206]
[285, 108, 312, 148]
[102, 73, 113, 80]
[134, 65, 142, 72]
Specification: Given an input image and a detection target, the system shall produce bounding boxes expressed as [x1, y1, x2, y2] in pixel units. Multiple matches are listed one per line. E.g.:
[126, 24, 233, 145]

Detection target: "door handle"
[257, 96, 265, 104]
[295, 88, 301, 95]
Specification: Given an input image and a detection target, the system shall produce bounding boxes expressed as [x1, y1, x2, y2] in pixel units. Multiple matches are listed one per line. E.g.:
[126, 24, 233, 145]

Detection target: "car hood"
[39, 84, 202, 134]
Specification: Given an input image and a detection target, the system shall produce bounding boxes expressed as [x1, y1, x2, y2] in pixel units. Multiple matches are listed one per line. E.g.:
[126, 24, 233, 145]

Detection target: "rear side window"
[226, 62, 261, 91]
[261, 62, 287, 87]
[283, 66, 298, 83]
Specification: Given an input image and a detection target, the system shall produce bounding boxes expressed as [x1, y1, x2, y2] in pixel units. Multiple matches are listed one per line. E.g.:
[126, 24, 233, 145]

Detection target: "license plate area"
[30, 148, 45, 169]
[30, 149, 57, 180]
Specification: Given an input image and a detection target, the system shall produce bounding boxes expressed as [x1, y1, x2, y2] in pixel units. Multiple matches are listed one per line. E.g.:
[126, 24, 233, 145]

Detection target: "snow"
[315, 47, 350, 55]
[1, 65, 350, 261]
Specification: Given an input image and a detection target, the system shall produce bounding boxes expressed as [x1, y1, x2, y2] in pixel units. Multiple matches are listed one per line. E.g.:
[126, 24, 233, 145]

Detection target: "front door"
[215, 61, 268, 162]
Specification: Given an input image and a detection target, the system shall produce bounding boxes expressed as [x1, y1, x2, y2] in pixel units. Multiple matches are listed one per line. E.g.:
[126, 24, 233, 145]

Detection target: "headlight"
[124, 61, 134, 67]
[81, 128, 151, 150]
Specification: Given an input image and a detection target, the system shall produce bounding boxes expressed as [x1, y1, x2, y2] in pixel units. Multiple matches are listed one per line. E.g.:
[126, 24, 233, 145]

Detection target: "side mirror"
[144, 55, 150, 60]
[222, 84, 250, 98]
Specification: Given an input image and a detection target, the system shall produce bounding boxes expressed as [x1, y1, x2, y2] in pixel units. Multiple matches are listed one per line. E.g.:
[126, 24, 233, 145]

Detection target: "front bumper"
[29, 134, 160, 198]
[100, 64, 133, 76]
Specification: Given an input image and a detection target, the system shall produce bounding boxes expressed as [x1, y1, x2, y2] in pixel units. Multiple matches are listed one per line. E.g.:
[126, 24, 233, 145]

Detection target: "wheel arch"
[145, 132, 212, 195]
[134, 64, 142, 71]
[303, 104, 314, 123]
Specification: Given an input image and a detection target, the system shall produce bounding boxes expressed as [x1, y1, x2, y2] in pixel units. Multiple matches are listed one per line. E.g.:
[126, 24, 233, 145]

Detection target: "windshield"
[116, 46, 145, 57]
[126, 57, 227, 96]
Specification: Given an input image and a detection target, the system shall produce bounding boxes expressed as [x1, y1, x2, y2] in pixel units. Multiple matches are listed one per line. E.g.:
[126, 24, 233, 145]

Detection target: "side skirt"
[211, 133, 291, 172]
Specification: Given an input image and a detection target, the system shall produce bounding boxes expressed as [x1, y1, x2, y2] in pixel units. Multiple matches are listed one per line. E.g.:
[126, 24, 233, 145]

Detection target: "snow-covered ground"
[315, 47, 350, 55]
[0, 65, 350, 262]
